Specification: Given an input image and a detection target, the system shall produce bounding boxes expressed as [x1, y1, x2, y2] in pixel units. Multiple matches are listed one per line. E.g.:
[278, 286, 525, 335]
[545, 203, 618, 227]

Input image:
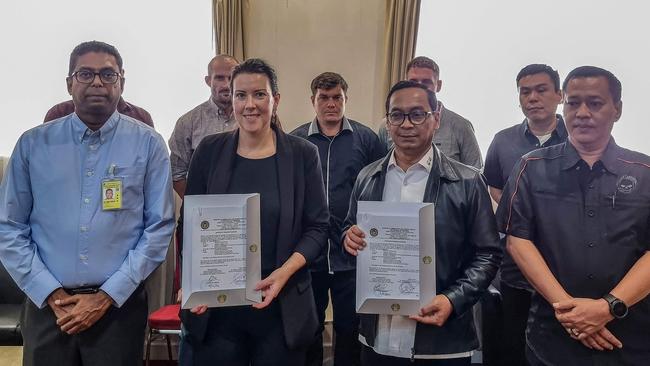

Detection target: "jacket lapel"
[211, 129, 239, 192]
[274, 128, 295, 264]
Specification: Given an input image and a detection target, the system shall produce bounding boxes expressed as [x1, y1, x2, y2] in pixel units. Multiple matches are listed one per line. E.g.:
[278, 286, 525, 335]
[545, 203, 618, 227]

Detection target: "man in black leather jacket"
[343, 81, 502, 365]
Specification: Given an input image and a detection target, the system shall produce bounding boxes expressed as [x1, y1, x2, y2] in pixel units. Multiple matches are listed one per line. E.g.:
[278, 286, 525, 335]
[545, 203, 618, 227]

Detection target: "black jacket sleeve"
[442, 174, 503, 316]
[293, 142, 330, 264]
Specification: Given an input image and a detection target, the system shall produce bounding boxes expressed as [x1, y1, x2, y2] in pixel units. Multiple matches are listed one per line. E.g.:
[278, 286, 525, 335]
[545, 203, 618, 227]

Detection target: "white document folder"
[356, 201, 435, 315]
[182, 194, 262, 309]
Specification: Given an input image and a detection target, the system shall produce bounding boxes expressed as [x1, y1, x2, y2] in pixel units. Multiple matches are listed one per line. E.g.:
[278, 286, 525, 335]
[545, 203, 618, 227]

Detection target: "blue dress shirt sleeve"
[0, 134, 63, 308]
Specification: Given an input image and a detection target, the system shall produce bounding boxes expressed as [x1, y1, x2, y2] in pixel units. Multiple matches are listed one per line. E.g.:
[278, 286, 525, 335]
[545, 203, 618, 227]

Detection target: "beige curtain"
[383, 0, 421, 93]
[213, 0, 246, 61]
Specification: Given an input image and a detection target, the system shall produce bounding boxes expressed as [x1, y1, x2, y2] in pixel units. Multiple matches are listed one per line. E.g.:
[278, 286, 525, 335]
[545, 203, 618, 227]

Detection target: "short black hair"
[562, 66, 622, 104]
[516, 64, 560, 91]
[310, 72, 348, 96]
[406, 56, 440, 75]
[385, 80, 437, 114]
[69, 41, 122, 76]
[231, 58, 279, 96]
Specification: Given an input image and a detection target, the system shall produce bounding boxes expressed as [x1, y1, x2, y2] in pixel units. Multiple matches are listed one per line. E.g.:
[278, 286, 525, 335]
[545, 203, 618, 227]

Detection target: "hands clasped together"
[553, 297, 622, 351]
[47, 288, 113, 335]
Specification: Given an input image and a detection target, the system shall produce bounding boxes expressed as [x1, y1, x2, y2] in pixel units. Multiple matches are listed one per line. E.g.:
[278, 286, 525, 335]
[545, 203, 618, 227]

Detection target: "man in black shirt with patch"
[484, 64, 567, 365]
[497, 66, 650, 365]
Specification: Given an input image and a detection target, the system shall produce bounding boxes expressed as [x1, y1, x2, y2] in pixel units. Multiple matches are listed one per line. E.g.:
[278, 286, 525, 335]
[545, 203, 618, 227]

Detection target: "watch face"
[613, 301, 628, 318]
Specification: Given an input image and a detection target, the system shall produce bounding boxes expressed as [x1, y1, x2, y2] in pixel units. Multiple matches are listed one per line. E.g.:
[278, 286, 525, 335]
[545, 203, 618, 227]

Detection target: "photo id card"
[102, 179, 123, 210]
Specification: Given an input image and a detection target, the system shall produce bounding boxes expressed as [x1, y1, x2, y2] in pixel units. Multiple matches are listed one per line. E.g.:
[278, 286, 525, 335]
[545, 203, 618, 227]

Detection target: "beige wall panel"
[243, 0, 388, 132]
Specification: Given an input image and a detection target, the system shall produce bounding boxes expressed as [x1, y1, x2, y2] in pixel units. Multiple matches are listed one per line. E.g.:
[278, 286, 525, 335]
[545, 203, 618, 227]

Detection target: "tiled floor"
[0, 347, 22, 366]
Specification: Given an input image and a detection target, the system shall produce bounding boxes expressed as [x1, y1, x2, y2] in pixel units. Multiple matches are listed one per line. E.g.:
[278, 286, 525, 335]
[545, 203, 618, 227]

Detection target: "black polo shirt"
[291, 118, 386, 272]
[496, 139, 650, 365]
[484, 115, 567, 289]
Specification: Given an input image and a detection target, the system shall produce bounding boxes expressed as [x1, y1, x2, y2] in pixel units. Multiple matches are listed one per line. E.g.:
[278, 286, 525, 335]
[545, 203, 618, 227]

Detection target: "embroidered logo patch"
[617, 175, 637, 194]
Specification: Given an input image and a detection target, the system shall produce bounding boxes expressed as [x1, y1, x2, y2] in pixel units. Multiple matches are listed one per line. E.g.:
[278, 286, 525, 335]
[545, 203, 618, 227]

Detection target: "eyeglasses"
[386, 110, 433, 126]
[70, 70, 121, 84]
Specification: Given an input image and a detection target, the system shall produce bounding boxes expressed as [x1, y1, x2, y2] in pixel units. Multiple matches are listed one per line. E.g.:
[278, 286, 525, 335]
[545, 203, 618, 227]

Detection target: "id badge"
[102, 178, 123, 210]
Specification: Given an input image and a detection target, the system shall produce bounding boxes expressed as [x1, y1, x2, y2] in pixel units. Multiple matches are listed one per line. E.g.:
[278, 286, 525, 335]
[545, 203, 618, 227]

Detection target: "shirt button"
[80, 226, 88, 232]
[576, 166, 581, 170]
[89, 145, 98, 150]
[588, 184, 595, 189]
[84, 198, 90, 204]
[588, 242, 595, 248]
[79, 254, 88, 260]
[86, 170, 94, 177]
[588, 274, 594, 279]
[587, 210, 595, 217]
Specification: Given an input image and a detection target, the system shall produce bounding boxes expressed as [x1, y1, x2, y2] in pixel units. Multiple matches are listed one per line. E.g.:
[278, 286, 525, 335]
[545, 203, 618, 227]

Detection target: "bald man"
[169, 55, 239, 197]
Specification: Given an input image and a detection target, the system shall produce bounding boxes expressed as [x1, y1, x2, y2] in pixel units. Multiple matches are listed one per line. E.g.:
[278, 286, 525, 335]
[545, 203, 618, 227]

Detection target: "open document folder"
[182, 194, 262, 309]
[356, 201, 435, 315]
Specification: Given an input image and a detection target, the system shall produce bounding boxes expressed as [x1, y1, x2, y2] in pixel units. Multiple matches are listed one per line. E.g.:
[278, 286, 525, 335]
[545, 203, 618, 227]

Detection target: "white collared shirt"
[360, 146, 473, 360]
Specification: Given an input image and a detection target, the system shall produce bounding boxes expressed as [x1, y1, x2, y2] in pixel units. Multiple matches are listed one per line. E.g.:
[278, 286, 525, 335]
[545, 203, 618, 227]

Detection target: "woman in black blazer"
[179, 58, 329, 365]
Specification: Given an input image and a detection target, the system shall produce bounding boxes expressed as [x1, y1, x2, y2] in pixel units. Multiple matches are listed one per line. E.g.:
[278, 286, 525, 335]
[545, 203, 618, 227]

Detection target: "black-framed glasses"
[70, 70, 121, 84]
[386, 110, 433, 126]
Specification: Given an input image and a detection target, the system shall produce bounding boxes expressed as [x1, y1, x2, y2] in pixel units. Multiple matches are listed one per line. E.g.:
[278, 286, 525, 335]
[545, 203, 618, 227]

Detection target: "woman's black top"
[227, 154, 280, 273]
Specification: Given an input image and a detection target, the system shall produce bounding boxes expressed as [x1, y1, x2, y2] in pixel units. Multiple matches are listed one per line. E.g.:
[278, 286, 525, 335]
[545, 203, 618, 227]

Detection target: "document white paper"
[363, 215, 420, 300]
[192, 206, 247, 291]
[356, 201, 435, 315]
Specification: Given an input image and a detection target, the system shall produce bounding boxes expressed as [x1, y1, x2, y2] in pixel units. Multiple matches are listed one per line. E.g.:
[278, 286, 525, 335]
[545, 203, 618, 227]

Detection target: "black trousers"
[500, 281, 532, 366]
[21, 286, 148, 366]
[306, 270, 360, 366]
[191, 302, 306, 365]
[360, 345, 471, 366]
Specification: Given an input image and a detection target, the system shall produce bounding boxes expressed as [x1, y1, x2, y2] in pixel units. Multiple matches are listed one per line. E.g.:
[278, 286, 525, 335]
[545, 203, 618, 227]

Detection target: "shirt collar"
[522, 114, 567, 141]
[307, 116, 353, 136]
[387, 146, 434, 173]
[208, 98, 232, 118]
[72, 110, 120, 144]
[561, 137, 621, 175]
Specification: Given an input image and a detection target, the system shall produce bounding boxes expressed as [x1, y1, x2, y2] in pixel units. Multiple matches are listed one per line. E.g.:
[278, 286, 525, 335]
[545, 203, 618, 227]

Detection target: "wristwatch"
[603, 293, 628, 319]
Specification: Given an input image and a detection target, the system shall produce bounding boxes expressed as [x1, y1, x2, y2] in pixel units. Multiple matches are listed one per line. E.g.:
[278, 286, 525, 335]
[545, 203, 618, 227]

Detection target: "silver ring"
[571, 328, 580, 336]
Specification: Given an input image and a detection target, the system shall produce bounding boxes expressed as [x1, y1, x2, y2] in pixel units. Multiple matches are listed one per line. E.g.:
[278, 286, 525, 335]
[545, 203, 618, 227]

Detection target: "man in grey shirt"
[169, 54, 239, 197]
[378, 56, 483, 169]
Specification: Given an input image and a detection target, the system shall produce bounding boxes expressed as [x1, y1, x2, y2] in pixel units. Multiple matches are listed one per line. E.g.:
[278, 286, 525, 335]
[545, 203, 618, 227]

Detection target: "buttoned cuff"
[100, 270, 139, 308]
[25, 270, 62, 309]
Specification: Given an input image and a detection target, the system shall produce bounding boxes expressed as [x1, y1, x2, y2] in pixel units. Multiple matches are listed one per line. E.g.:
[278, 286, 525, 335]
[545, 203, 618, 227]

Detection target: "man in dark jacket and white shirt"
[344, 81, 502, 365]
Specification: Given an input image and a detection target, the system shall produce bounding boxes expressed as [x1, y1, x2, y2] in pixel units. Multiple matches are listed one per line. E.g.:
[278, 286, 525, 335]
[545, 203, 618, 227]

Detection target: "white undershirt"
[359, 147, 473, 360]
[536, 132, 552, 146]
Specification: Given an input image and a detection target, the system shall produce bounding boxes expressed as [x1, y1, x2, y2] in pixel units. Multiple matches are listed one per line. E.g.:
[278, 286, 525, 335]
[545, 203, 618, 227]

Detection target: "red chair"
[144, 230, 182, 365]
[145, 303, 181, 365]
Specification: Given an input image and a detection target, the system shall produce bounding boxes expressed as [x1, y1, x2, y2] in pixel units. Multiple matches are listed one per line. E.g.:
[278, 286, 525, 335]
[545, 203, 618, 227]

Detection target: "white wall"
[416, 0, 650, 156]
[0, 0, 213, 156]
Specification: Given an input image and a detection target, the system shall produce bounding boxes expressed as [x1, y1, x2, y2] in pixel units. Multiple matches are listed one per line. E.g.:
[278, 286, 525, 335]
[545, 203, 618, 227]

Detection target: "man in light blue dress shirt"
[0, 41, 175, 366]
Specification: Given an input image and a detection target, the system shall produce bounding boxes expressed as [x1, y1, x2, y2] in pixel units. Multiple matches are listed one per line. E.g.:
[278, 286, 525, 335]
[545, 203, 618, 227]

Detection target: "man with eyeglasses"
[377, 56, 482, 169]
[43, 66, 154, 127]
[0, 40, 175, 366]
[343, 81, 501, 365]
[291, 72, 385, 366]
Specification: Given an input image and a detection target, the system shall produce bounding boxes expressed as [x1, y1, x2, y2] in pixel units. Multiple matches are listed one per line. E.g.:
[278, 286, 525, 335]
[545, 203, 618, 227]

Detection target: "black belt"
[64, 286, 100, 295]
